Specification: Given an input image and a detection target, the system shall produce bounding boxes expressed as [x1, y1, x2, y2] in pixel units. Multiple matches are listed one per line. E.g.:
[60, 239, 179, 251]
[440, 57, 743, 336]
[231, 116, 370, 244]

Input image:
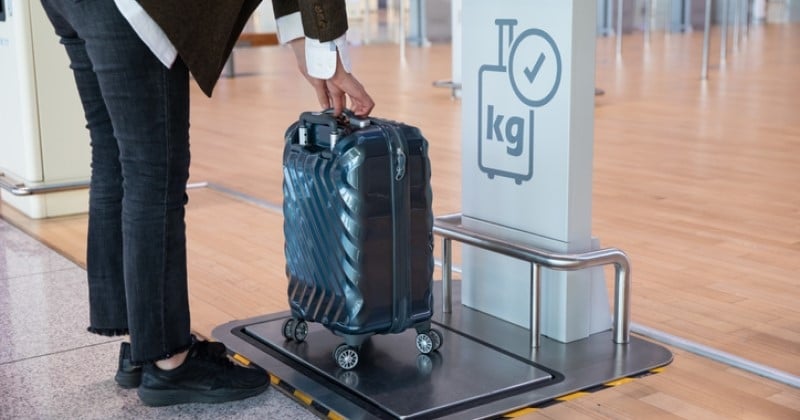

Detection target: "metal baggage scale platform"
[213, 214, 673, 419]
[215, 4, 676, 416]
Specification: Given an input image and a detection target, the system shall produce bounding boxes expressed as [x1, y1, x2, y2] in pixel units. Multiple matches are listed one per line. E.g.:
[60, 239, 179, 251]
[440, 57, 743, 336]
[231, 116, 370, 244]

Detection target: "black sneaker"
[137, 340, 269, 406]
[115, 342, 142, 389]
[114, 337, 225, 389]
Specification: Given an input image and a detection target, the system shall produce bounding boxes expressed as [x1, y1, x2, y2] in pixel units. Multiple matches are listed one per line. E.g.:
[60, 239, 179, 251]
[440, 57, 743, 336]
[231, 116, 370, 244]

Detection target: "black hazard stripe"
[268, 372, 347, 420]
[498, 367, 667, 418]
[231, 352, 346, 420]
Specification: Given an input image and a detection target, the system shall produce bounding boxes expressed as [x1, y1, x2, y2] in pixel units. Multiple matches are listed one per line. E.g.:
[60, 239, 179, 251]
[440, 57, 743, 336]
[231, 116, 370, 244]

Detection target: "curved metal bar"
[0, 173, 23, 193]
[0, 173, 89, 196]
[434, 213, 631, 346]
[435, 214, 631, 272]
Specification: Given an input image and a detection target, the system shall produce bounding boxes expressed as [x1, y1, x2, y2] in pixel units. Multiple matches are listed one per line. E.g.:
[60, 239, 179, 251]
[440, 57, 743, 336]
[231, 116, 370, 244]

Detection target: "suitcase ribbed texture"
[283, 146, 362, 329]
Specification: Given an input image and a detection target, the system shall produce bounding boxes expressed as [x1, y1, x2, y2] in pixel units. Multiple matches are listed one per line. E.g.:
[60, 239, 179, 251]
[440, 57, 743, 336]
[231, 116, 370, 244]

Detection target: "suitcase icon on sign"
[477, 19, 562, 185]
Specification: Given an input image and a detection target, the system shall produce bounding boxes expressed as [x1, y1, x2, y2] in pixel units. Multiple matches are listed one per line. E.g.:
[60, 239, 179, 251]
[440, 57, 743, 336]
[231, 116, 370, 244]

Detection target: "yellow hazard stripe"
[269, 372, 346, 420]
[499, 367, 667, 418]
[232, 353, 251, 366]
[556, 391, 590, 401]
[503, 407, 538, 417]
[293, 390, 313, 405]
[327, 411, 347, 420]
[605, 377, 635, 387]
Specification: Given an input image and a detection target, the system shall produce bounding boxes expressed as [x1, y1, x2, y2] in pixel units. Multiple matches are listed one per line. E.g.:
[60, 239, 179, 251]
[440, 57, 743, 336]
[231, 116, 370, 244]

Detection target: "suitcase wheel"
[281, 318, 296, 340]
[281, 318, 308, 342]
[416, 328, 443, 354]
[334, 343, 360, 370]
[429, 328, 443, 351]
[293, 320, 308, 342]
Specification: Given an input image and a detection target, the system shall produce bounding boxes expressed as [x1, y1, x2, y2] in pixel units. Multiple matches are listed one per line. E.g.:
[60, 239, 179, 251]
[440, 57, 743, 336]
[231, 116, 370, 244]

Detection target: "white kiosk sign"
[461, 1, 610, 343]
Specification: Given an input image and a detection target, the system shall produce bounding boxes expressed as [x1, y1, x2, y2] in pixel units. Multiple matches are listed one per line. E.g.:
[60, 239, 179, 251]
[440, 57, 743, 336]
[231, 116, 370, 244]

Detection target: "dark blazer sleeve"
[272, 0, 299, 18]
[136, 0, 262, 97]
[272, 0, 348, 42]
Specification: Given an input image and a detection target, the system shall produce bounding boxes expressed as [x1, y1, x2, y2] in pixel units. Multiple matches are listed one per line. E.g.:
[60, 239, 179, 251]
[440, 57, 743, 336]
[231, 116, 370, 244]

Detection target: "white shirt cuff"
[114, 0, 177, 68]
[306, 35, 351, 80]
[275, 12, 304, 44]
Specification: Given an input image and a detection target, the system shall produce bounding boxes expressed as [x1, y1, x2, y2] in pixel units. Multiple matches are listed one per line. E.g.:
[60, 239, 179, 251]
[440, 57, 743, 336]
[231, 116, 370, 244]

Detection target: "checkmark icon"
[524, 53, 546, 84]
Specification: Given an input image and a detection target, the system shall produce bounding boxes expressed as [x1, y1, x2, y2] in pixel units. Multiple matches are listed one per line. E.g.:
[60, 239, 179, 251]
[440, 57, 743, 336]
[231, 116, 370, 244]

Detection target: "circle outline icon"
[508, 28, 562, 108]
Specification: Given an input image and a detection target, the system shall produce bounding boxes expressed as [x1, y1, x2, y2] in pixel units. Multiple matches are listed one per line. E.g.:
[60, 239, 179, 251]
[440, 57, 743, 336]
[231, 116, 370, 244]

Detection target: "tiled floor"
[0, 218, 315, 419]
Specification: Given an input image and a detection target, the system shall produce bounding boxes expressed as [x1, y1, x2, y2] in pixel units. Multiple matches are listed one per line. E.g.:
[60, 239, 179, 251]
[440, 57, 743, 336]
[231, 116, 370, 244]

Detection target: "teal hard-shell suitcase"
[281, 111, 442, 369]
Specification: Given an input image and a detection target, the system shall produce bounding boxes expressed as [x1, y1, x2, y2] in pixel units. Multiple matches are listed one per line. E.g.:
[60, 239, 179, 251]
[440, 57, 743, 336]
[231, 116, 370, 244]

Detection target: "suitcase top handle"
[298, 110, 371, 149]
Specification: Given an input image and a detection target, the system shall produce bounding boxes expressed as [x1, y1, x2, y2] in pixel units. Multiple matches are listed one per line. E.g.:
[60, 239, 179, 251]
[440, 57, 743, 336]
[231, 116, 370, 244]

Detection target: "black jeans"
[41, 0, 192, 363]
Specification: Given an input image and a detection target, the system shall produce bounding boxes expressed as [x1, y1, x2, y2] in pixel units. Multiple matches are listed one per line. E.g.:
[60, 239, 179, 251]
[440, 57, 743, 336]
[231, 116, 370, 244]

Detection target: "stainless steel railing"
[434, 213, 631, 349]
[0, 172, 89, 196]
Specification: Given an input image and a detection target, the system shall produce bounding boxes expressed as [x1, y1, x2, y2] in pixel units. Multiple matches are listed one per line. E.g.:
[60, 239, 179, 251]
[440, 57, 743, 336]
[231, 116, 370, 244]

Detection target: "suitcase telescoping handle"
[298, 110, 370, 149]
[298, 112, 338, 149]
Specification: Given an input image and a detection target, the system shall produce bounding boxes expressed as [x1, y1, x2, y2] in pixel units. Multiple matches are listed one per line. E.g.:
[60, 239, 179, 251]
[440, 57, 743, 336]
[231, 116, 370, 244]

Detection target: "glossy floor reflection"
[0, 218, 315, 419]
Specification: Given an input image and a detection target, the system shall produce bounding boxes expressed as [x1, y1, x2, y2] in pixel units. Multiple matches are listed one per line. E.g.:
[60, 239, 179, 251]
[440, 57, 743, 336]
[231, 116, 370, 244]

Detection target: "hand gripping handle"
[297, 110, 370, 148]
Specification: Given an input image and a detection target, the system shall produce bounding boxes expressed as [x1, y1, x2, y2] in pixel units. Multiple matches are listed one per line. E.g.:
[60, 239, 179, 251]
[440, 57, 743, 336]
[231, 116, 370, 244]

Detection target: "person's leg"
[40, 0, 148, 389]
[39, 0, 192, 363]
[39, 2, 128, 335]
[40, 1, 268, 406]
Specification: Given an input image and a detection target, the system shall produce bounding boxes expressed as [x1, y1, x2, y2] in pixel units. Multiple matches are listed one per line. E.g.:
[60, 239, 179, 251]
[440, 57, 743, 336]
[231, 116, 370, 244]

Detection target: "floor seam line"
[0, 339, 124, 367]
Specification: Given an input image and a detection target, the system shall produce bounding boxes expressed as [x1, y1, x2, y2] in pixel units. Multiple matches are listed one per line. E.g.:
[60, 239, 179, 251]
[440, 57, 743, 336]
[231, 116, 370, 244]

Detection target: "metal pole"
[684, 0, 692, 32]
[224, 55, 236, 78]
[442, 238, 453, 314]
[530, 263, 542, 348]
[643, 0, 651, 45]
[399, 0, 406, 63]
[387, 0, 395, 41]
[742, 0, 748, 40]
[409, 0, 429, 47]
[744, 0, 751, 38]
[733, 0, 741, 51]
[721, 0, 729, 64]
[665, 0, 672, 33]
[604, 0, 615, 36]
[701, 0, 712, 79]
[616, 0, 624, 56]
[362, 0, 371, 45]
[614, 262, 631, 344]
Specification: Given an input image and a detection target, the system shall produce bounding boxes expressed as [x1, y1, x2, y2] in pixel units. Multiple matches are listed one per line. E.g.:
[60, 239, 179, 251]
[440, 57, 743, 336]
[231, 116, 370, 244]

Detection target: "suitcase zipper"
[372, 117, 407, 180]
[377, 122, 411, 334]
